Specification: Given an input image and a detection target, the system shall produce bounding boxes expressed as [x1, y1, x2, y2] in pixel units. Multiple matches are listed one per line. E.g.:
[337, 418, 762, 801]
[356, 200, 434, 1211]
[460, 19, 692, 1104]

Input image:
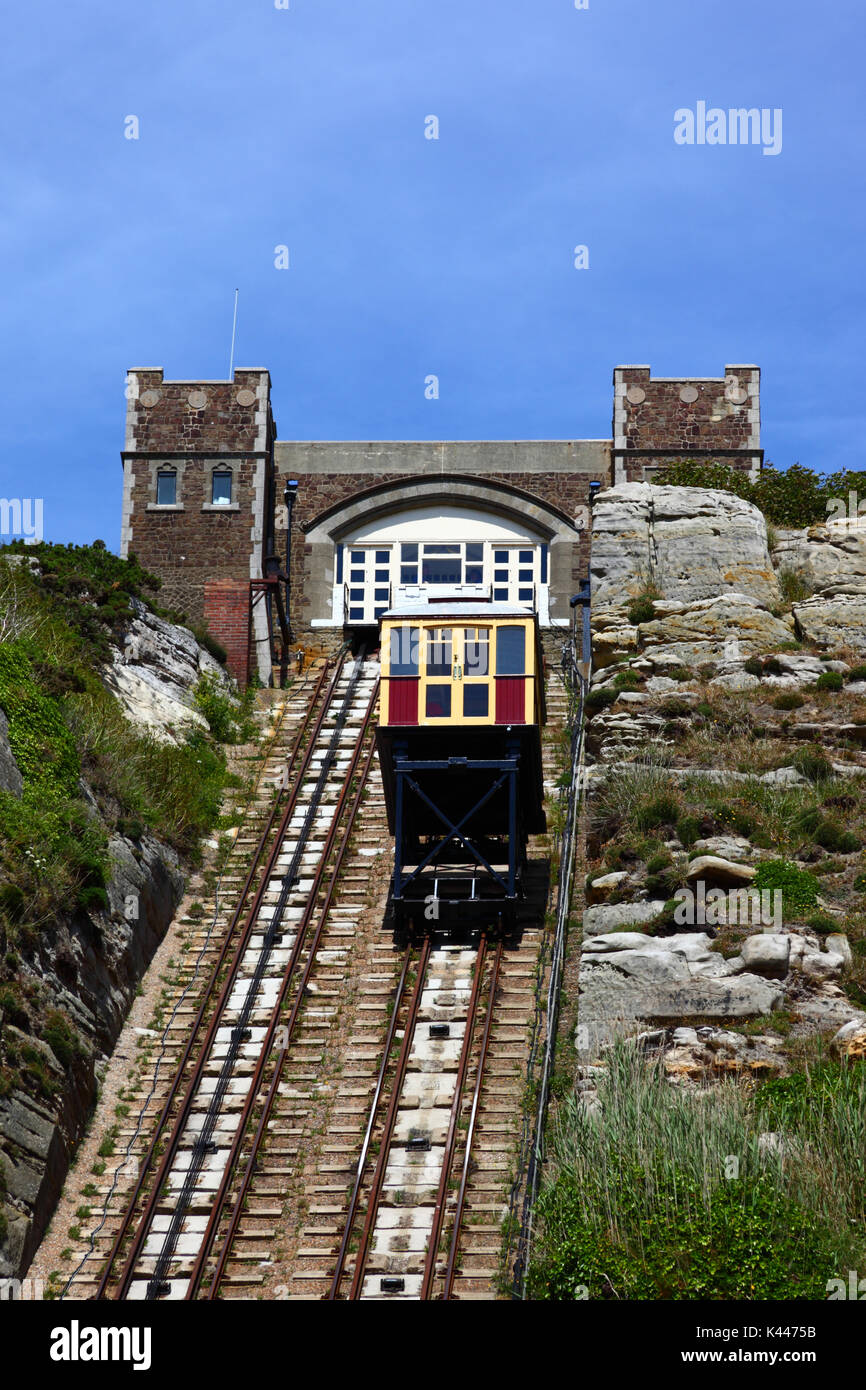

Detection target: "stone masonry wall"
[121, 369, 274, 672]
[613, 365, 761, 484]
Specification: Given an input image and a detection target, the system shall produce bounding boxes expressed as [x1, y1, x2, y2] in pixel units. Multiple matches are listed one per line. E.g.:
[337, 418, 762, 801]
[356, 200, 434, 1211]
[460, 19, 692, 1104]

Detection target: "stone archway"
[300, 475, 580, 629]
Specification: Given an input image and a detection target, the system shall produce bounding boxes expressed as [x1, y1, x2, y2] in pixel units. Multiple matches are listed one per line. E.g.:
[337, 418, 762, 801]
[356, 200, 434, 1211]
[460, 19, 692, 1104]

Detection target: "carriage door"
[491, 546, 537, 608]
[345, 547, 392, 625]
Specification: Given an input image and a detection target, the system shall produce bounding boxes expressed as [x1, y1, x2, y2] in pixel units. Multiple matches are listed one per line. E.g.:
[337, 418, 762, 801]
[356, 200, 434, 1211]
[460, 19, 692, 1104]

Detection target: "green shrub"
[188, 624, 228, 666]
[192, 673, 240, 743]
[528, 1048, 850, 1301]
[636, 794, 681, 831]
[791, 746, 834, 783]
[778, 569, 814, 606]
[658, 698, 692, 717]
[815, 823, 861, 854]
[753, 859, 820, 914]
[846, 665, 866, 682]
[654, 459, 866, 530]
[773, 692, 805, 710]
[815, 671, 844, 692]
[744, 657, 764, 676]
[627, 597, 656, 626]
[676, 814, 700, 848]
[41, 1011, 83, 1069]
[645, 852, 671, 875]
[585, 687, 617, 712]
[806, 912, 840, 936]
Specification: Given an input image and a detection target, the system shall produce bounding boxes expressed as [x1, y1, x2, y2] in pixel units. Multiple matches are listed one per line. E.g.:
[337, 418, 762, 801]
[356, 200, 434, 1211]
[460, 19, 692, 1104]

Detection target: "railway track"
[68, 650, 382, 1300]
[281, 919, 544, 1301]
[56, 662, 571, 1302]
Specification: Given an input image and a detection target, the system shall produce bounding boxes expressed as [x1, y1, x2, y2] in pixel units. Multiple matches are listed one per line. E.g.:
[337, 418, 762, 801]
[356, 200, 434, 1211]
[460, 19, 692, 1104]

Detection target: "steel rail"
[202, 713, 381, 1296]
[184, 674, 380, 1297]
[441, 939, 503, 1300]
[106, 654, 346, 1299]
[347, 935, 433, 1301]
[81, 669, 315, 1301]
[327, 948, 414, 1301]
[419, 936, 488, 1300]
[94, 658, 333, 1299]
[141, 652, 367, 1298]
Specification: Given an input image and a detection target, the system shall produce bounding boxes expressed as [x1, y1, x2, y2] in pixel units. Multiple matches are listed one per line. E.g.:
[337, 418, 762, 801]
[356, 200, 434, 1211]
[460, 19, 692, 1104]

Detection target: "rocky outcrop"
[0, 830, 184, 1276]
[0, 599, 226, 1277]
[792, 583, 866, 655]
[578, 482, 866, 1091]
[103, 599, 233, 743]
[770, 519, 866, 654]
[591, 483, 779, 609]
[773, 519, 866, 589]
[0, 710, 22, 797]
[634, 594, 792, 667]
[578, 931, 786, 1052]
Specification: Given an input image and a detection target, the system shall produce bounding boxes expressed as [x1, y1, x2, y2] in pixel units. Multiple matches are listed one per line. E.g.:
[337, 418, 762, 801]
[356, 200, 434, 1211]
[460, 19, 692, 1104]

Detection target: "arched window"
[211, 470, 233, 505]
[156, 469, 177, 506]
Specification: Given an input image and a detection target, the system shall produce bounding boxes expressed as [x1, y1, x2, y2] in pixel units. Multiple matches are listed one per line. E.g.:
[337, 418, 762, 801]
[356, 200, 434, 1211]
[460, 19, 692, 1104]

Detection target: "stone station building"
[119, 364, 761, 683]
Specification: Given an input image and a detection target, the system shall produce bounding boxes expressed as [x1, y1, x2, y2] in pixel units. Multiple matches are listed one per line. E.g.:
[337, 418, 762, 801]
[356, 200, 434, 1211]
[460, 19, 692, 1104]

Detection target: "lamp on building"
[283, 478, 298, 638]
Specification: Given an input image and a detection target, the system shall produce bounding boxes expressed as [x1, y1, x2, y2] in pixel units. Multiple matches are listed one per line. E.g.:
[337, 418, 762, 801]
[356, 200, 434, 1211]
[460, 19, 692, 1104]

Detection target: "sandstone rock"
[709, 670, 759, 691]
[586, 871, 629, 903]
[759, 766, 809, 786]
[691, 835, 755, 862]
[591, 484, 779, 608]
[0, 708, 22, 797]
[686, 856, 756, 888]
[773, 521, 866, 591]
[799, 950, 843, 980]
[793, 588, 866, 655]
[644, 676, 681, 694]
[583, 931, 660, 952]
[102, 600, 234, 744]
[830, 1018, 866, 1058]
[583, 903, 667, 934]
[639, 593, 794, 667]
[585, 708, 669, 759]
[740, 934, 791, 978]
[823, 934, 853, 971]
[579, 929, 785, 1045]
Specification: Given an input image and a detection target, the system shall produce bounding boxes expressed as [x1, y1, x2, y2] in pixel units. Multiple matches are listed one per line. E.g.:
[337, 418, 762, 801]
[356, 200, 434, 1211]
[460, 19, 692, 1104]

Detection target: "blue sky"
[1, 0, 863, 548]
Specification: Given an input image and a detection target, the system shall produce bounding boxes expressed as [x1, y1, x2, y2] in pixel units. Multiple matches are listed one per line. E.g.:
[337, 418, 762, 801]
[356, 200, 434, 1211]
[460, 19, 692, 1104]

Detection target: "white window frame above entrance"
[326, 503, 551, 628]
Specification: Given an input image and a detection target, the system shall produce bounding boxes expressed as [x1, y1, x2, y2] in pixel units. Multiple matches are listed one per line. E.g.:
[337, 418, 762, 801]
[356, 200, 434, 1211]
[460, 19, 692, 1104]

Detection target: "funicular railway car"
[375, 602, 547, 929]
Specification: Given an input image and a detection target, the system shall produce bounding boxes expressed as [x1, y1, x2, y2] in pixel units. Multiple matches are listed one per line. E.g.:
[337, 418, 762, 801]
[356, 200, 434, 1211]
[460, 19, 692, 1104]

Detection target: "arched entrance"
[302, 476, 579, 630]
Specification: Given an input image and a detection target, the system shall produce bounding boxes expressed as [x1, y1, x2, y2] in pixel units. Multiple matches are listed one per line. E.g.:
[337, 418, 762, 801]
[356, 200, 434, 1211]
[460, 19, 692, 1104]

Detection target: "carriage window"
[464, 628, 489, 677]
[390, 627, 419, 675]
[496, 626, 525, 675]
[426, 685, 451, 718]
[463, 685, 489, 718]
[426, 628, 452, 676]
[156, 470, 177, 505]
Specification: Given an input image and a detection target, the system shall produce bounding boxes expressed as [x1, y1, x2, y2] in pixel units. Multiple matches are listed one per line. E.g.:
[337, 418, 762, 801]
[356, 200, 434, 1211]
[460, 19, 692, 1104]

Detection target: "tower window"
[211, 471, 233, 505]
[156, 470, 177, 506]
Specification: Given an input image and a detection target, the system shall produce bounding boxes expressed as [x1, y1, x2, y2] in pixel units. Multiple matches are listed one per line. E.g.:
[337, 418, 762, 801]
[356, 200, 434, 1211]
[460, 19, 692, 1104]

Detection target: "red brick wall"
[203, 579, 250, 684]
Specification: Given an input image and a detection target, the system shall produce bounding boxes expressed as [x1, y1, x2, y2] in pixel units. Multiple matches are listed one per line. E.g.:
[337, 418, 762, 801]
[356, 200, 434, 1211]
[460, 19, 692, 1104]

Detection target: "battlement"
[612, 364, 761, 483]
[124, 368, 274, 457]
